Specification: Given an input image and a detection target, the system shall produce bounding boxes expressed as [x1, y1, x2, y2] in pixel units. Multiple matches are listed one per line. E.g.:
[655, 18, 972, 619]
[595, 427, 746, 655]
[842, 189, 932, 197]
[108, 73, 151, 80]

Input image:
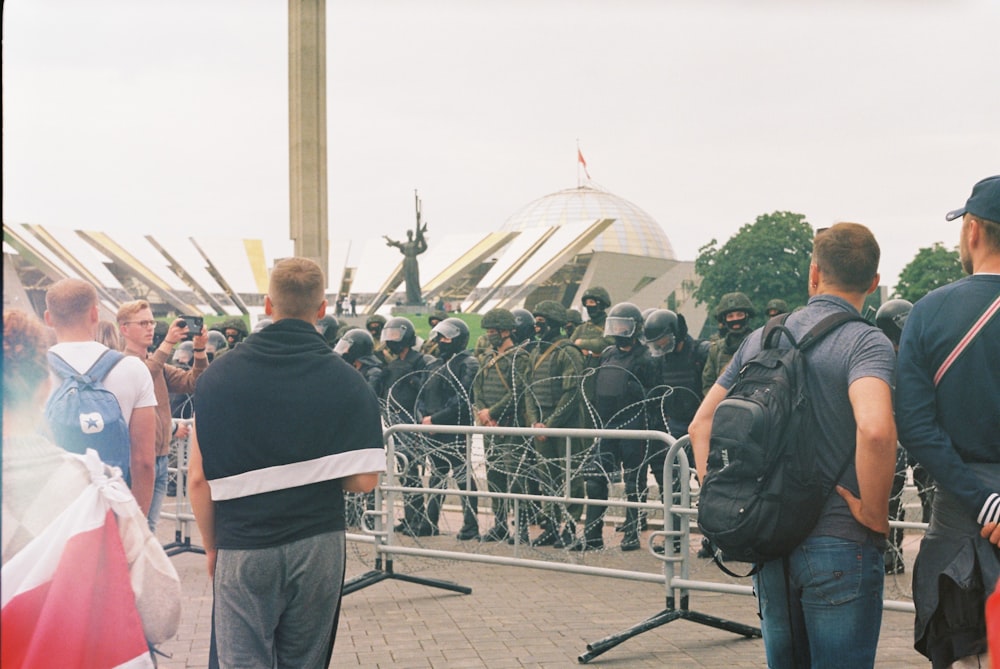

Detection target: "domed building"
[500, 185, 676, 260]
[437, 183, 696, 317]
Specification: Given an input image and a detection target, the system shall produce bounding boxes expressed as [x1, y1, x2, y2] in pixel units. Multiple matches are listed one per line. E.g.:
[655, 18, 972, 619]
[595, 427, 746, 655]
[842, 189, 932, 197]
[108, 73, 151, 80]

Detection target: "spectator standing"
[43, 279, 157, 514]
[690, 222, 897, 668]
[3, 309, 182, 654]
[895, 176, 1000, 668]
[117, 301, 208, 531]
[189, 257, 384, 668]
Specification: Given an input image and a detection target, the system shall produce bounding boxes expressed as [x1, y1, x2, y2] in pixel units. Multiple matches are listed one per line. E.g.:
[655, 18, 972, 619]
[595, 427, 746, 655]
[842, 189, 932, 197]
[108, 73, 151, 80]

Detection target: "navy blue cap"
[946, 175, 1000, 222]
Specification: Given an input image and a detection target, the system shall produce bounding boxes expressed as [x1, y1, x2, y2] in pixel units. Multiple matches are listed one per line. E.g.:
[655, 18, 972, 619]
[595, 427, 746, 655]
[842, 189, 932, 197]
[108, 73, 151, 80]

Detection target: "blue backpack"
[45, 349, 132, 480]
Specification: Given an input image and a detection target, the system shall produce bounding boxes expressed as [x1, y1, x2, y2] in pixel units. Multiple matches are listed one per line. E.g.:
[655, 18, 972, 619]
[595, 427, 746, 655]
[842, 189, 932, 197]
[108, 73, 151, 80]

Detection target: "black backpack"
[696, 312, 864, 567]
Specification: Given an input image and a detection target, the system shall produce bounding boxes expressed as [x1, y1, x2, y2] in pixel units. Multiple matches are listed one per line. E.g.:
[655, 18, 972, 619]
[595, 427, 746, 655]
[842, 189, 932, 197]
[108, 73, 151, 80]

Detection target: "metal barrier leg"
[343, 439, 472, 598]
[162, 429, 205, 557]
[578, 436, 761, 663]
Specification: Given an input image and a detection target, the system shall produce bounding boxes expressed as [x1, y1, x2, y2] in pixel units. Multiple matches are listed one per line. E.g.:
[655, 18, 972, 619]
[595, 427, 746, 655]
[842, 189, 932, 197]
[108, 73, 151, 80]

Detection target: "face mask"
[386, 341, 406, 355]
[437, 340, 462, 358]
[535, 320, 553, 342]
[614, 336, 634, 351]
[487, 333, 504, 349]
[586, 305, 605, 321]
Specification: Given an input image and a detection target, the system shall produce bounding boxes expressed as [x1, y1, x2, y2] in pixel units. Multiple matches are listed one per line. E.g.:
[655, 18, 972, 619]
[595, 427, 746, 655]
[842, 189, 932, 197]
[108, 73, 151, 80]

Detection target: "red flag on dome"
[577, 148, 591, 180]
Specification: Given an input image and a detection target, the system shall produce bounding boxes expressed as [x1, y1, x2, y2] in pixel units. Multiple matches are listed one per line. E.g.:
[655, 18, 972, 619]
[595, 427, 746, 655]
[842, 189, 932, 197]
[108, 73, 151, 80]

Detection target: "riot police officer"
[419, 318, 480, 540]
[580, 302, 657, 551]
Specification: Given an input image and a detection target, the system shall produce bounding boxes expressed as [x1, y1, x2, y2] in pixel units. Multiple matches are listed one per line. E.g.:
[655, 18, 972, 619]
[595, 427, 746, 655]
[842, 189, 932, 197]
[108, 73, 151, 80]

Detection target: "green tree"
[893, 243, 964, 303]
[694, 211, 814, 333]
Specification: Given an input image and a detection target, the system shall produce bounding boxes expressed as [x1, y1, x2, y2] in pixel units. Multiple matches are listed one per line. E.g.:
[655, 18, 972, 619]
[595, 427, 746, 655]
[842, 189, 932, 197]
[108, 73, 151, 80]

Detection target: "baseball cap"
[945, 175, 1000, 222]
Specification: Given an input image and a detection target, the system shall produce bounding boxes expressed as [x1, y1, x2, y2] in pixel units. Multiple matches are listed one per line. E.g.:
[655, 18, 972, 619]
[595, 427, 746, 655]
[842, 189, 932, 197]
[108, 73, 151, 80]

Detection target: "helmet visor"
[645, 334, 676, 358]
[431, 319, 464, 341]
[604, 316, 636, 338]
[333, 339, 351, 355]
[380, 325, 407, 343]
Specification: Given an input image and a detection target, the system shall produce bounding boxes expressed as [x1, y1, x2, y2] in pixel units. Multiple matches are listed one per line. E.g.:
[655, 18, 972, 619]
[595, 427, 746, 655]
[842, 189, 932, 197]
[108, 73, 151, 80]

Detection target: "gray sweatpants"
[213, 531, 347, 669]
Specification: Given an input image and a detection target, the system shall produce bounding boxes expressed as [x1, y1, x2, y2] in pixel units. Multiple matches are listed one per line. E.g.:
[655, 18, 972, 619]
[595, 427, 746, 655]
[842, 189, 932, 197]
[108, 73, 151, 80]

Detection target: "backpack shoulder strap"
[83, 349, 126, 383]
[46, 350, 78, 380]
[797, 312, 866, 352]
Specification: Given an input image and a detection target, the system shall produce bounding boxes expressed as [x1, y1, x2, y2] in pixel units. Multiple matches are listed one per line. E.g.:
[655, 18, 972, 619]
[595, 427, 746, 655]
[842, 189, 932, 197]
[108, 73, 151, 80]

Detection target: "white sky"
[3, 0, 999, 290]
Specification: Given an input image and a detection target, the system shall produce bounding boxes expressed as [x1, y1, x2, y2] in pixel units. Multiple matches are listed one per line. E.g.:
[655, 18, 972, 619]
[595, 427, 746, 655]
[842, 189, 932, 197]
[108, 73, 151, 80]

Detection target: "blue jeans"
[753, 535, 884, 669]
[147, 454, 169, 532]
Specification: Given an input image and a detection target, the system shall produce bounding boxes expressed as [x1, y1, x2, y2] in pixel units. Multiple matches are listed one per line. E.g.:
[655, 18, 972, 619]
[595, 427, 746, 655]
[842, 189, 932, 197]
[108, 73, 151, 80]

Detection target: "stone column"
[288, 0, 328, 279]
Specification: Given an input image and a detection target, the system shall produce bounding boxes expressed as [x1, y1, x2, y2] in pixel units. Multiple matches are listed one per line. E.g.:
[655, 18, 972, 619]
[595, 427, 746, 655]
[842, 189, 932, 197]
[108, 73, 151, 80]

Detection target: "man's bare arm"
[688, 383, 728, 482]
[187, 423, 218, 577]
[342, 471, 380, 494]
[128, 406, 156, 514]
[836, 377, 897, 535]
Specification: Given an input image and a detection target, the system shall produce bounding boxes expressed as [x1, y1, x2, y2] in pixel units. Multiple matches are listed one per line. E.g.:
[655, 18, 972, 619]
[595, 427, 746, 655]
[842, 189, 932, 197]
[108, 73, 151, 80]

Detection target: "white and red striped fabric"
[1, 466, 153, 669]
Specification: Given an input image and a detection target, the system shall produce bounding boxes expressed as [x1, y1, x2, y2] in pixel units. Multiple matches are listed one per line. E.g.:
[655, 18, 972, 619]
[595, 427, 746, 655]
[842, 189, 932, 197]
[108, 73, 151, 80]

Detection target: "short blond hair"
[45, 278, 98, 327]
[268, 257, 326, 320]
[116, 300, 151, 324]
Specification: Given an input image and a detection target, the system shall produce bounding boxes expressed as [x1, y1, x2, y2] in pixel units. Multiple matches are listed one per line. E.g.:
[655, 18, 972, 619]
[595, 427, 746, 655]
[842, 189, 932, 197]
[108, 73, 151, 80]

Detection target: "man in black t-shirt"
[189, 258, 385, 669]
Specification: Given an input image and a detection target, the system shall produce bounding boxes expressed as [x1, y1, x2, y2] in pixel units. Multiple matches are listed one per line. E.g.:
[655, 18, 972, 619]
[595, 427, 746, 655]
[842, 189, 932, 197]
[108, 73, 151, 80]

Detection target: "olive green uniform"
[524, 338, 588, 527]
[473, 346, 531, 523]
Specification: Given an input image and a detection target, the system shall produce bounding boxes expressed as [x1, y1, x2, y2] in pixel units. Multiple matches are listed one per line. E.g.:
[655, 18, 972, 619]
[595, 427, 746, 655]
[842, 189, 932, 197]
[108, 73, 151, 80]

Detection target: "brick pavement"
[153, 515, 928, 668]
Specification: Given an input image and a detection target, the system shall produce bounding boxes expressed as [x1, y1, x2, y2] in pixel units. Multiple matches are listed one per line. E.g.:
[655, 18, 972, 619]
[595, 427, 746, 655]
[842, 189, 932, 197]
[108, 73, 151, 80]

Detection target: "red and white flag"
[2, 484, 153, 668]
[577, 148, 591, 180]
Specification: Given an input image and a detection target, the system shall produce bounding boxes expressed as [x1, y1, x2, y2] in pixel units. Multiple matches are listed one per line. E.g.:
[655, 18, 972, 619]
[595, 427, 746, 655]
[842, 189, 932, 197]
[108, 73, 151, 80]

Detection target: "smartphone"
[178, 315, 204, 341]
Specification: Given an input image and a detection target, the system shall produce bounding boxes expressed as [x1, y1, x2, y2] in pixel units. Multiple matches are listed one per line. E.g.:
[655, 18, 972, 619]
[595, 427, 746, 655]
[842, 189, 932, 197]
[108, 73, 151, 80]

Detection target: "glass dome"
[498, 185, 675, 260]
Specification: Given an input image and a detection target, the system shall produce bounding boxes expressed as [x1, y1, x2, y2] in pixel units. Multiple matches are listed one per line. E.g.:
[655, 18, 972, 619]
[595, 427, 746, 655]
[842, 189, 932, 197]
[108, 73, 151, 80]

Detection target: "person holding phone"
[118, 301, 209, 530]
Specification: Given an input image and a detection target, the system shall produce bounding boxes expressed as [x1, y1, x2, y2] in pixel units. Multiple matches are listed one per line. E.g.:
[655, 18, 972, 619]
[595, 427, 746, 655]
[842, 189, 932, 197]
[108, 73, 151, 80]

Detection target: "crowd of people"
[2, 175, 998, 668]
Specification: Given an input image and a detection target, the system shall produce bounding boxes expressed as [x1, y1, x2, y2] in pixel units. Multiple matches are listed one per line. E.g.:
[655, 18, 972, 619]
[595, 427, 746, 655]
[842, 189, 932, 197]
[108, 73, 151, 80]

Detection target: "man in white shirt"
[44, 279, 157, 514]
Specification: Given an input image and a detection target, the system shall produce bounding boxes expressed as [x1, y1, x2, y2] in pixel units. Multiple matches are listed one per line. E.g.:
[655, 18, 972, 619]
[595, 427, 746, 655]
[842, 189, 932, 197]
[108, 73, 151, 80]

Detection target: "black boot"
[508, 508, 530, 545]
[457, 490, 479, 540]
[572, 481, 607, 551]
[481, 511, 509, 542]
[620, 504, 640, 552]
[554, 520, 577, 549]
[531, 517, 559, 547]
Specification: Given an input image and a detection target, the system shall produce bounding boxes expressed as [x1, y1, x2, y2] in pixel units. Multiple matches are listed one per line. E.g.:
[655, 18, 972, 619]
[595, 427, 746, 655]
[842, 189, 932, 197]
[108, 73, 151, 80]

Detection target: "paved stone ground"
[153, 508, 928, 669]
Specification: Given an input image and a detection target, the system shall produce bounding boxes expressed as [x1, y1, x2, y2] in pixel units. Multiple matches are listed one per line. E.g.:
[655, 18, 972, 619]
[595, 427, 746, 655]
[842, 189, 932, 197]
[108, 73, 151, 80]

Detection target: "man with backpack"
[689, 222, 897, 668]
[43, 278, 157, 514]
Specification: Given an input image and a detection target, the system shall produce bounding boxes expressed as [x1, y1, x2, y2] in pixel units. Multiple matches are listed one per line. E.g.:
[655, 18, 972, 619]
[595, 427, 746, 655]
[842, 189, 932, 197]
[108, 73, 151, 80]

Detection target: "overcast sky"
[4, 0, 999, 290]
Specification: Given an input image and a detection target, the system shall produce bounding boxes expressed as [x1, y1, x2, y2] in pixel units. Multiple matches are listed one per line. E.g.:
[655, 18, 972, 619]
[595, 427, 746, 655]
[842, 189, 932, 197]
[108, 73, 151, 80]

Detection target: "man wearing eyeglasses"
[118, 301, 209, 531]
[44, 279, 157, 515]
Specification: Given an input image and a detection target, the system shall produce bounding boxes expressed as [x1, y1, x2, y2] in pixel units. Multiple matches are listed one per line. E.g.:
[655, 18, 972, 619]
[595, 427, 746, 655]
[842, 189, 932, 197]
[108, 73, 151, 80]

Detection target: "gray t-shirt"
[716, 295, 896, 544]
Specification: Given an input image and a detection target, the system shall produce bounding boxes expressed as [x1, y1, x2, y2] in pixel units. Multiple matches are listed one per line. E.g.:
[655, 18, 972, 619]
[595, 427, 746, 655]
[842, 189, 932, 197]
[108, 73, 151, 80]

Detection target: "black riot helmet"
[604, 302, 644, 348]
[381, 317, 416, 355]
[642, 309, 680, 357]
[431, 317, 470, 358]
[366, 313, 387, 339]
[875, 299, 912, 348]
[316, 315, 340, 348]
[334, 327, 375, 364]
[511, 308, 536, 344]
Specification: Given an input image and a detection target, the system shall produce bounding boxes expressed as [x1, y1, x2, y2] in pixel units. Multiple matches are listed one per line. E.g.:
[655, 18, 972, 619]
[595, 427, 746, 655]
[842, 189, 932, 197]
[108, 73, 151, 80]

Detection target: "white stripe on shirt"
[207, 448, 386, 501]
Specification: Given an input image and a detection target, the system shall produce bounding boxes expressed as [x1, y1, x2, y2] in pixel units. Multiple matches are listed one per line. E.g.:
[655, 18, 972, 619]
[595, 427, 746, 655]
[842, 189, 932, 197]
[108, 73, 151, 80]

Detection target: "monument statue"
[384, 191, 429, 305]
